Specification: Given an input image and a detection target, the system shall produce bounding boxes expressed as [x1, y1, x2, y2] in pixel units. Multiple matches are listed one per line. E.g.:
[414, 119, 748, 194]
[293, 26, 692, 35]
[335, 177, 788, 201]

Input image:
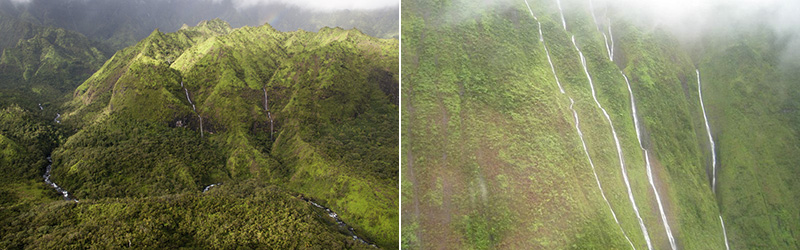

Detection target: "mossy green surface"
[402, 0, 798, 249]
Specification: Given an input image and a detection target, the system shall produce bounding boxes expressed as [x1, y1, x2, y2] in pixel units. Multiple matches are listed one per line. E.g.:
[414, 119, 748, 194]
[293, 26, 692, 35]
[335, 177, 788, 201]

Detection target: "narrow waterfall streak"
[184, 88, 196, 112]
[39, 103, 43, 110]
[572, 35, 653, 250]
[696, 69, 716, 193]
[608, 19, 615, 61]
[698, 69, 729, 248]
[183, 84, 203, 137]
[263, 87, 274, 139]
[523, 3, 631, 246]
[523, 0, 538, 20]
[623, 73, 677, 250]
[556, 0, 567, 30]
[54, 113, 61, 123]
[720, 215, 730, 250]
[570, 98, 637, 250]
[602, 32, 612, 61]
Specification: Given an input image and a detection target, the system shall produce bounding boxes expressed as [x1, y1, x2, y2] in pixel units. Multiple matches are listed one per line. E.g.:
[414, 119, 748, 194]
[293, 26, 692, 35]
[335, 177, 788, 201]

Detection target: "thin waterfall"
[263, 87, 274, 139]
[556, 0, 567, 30]
[182, 81, 203, 138]
[39, 103, 43, 110]
[697, 69, 730, 249]
[570, 98, 637, 249]
[608, 19, 614, 61]
[720, 215, 730, 250]
[696, 70, 716, 192]
[523, 1, 633, 248]
[622, 73, 677, 250]
[572, 35, 653, 250]
[54, 113, 61, 123]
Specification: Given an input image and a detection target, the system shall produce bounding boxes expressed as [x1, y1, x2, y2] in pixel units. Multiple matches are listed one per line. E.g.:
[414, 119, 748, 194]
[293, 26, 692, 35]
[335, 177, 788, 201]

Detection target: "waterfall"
[523, 1, 633, 248]
[43, 157, 78, 202]
[608, 20, 615, 61]
[720, 215, 730, 250]
[39, 103, 43, 110]
[572, 35, 653, 250]
[569, 98, 636, 249]
[183, 82, 203, 138]
[556, 0, 567, 30]
[54, 113, 61, 124]
[263, 87, 274, 139]
[697, 69, 730, 249]
[696, 69, 716, 192]
[622, 73, 676, 250]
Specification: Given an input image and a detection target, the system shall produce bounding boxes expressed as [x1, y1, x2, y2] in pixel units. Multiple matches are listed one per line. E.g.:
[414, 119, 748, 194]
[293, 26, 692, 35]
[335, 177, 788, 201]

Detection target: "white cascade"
[570, 98, 637, 249]
[697, 69, 730, 249]
[720, 215, 730, 250]
[39, 103, 43, 110]
[523, 1, 632, 248]
[622, 73, 677, 250]
[696, 69, 716, 192]
[607, 20, 614, 61]
[556, 0, 567, 30]
[182, 82, 203, 138]
[54, 113, 61, 123]
[263, 88, 274, 139]
[572, 35, 653, 250]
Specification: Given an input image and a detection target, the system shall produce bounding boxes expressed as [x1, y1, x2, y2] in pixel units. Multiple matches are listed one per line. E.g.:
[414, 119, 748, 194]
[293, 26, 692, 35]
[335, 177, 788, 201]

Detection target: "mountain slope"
[402, 0, 799, 249]
[32, 19, 399, 248]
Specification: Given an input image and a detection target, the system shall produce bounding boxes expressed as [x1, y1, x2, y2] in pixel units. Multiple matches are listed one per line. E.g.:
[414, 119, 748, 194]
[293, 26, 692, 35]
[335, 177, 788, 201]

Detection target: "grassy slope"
[700, 29, 800, 249]
[402, 0, 729, 249]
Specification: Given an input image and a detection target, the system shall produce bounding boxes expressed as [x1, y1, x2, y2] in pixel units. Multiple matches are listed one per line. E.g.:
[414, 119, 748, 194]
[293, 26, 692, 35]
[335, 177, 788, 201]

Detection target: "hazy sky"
[7, 0, 399, 11]
[222, 0, 398, 11]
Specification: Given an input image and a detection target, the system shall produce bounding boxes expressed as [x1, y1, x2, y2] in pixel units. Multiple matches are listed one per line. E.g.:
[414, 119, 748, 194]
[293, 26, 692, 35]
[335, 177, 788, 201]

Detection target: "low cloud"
[217, 0, 398, 11]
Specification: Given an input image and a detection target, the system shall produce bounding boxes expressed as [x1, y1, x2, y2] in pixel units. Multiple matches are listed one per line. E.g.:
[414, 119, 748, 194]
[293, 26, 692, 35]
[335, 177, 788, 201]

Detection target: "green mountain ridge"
[1, 18, 398, 248]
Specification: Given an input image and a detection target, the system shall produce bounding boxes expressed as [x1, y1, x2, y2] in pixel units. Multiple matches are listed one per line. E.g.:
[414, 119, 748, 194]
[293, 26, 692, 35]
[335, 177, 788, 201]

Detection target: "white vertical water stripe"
[697, 69, 730, 249]
[720, 215, 730, 250]
[622, 73, 677, 250]
[523, 1, 633, 248]
[572, 35, 653, 250]
[570, 98, 637, 249]
[608, 19, 614, 61]
[696, 69, 716, 193]
[556, 0, 567, 30]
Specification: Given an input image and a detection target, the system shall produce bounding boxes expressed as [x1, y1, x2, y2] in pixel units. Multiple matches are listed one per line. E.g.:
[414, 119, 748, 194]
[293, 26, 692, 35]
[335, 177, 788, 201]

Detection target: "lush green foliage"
[402, 0, 798, 249]
[1, 181, 374, 249]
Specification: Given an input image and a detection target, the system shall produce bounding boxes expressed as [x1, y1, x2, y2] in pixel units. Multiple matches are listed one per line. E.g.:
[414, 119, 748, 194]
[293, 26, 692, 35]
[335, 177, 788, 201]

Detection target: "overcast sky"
[7, 0, 398, 11]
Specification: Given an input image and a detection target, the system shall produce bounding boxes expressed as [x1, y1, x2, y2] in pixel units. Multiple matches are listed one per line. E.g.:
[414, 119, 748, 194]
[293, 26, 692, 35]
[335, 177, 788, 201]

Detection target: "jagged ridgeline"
[402, 0, 800, 249]
[14, 19, 398, 248]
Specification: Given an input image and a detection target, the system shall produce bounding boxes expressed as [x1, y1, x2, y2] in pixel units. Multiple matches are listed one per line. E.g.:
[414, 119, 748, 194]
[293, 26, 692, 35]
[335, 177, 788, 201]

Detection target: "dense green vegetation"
[2, 180, 374, 249]
[402, 0, 798, 249]
[0, 15, 398, 248]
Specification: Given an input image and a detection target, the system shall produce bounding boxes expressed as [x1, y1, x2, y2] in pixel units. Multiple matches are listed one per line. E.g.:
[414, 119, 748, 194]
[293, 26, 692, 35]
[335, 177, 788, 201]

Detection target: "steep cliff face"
[401, 0, 800, 249]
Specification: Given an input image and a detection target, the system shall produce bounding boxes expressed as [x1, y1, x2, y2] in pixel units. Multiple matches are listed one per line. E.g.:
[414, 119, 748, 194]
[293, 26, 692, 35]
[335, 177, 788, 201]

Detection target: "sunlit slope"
[44, 19, 397, 248]
[401, 0, 751, 249]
